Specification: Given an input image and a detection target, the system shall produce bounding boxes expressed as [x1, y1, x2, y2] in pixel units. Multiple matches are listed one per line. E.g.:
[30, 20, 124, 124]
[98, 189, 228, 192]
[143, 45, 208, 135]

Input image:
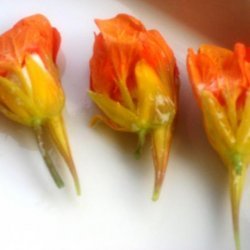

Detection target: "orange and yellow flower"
[187, 43, 250, 250]
[89, 14, 179, 200]
[0, 14, 80, 194]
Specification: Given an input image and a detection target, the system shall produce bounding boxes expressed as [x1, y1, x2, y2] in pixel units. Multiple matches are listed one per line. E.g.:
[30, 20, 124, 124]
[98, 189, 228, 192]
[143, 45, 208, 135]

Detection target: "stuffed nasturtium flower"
[187, 43, 250, 250]
[0, 14, 80, 194]
[89, 14, 179, 200]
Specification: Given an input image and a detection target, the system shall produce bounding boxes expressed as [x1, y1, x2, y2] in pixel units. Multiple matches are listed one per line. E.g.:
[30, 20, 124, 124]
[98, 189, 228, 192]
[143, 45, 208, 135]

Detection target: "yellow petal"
[200, 90, 235, 164]
[151, 124, 173, 201]
[236, 92, 250, 156]
[117, 77, 135, 111]
[45, 115, 81, 195]
[0, 76, 35, 125]
[89, 91, 139, 132]
[25, 54, 64, 117]
[90, 114, 131, 132]
[135, 60, 160, 122]
[135, 60, 175, 126]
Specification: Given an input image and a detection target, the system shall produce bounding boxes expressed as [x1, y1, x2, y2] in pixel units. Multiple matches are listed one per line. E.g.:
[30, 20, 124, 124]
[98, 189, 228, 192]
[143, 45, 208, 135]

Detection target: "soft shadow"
[176, 70, 230, 245]
[89, 122, 153, 202]
[0, 113, 77, 198]
[91, 122, 151, 171]
[119, 0, 250, 47]
[0, 117, 54, 195]
[0, 115, 36, 150]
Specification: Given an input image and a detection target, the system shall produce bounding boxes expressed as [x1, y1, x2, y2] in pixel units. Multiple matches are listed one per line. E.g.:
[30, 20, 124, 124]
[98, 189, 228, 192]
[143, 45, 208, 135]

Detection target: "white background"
[0, 0, 249, 249]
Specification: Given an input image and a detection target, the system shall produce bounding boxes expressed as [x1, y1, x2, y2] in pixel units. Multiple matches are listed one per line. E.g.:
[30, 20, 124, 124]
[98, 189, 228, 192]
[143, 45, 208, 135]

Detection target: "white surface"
[0, 0, 250, 250]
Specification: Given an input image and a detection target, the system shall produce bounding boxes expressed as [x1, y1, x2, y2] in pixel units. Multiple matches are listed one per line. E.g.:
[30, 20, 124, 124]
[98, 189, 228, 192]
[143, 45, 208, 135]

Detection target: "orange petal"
[235, 43, 250, 85]
[198, 44, 232, 68]
[90, 34, 117, 98]
[95, 14, 145, 41]
[93, 14, 142, 106]
[140, 30, 174, 71]
[0, 14, 60, 71]
[187, 47, 225, 106]
[140, 30, 178, 103]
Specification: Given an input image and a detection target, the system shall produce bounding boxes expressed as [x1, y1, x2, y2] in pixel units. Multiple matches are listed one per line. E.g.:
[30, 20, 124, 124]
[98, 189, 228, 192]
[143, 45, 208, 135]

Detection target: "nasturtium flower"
[89, 14, 179, 200]
[0, 14, 80, 194]
[187, 43, 250, 250]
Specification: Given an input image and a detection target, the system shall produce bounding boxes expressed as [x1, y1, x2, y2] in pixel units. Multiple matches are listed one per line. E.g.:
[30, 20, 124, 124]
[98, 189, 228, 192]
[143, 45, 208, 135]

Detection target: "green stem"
[135, 129, 147, 159]
[34, 126, 64, 189]
[229, 168, 246, 250]
[152, 182, 162, 201]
